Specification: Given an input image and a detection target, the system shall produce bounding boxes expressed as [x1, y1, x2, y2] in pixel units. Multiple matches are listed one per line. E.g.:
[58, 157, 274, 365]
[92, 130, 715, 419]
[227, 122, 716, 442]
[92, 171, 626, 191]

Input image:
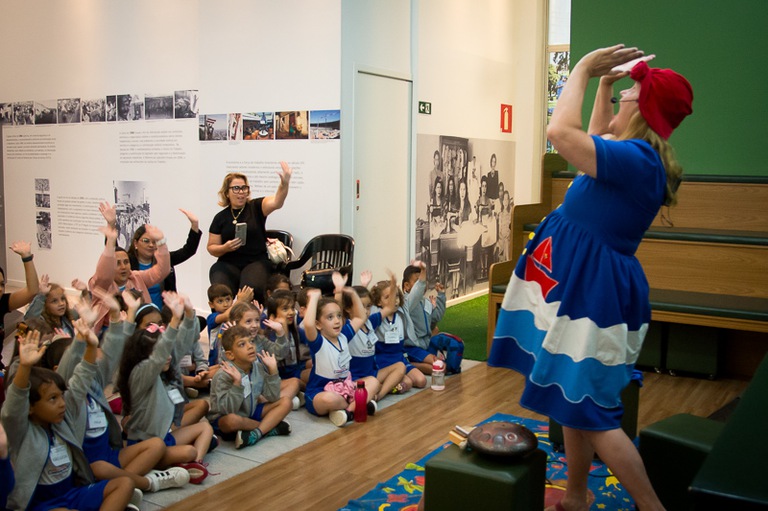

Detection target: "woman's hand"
[98, 201, 117, 227]
[223, 238, 243, 252]
[98, 224, 118, 245]
[10, 240, 32, 259]
[278, 161, 293, 186]
[144, 224, 165, 242]
[179, 208, 200, 233]
[576, 44, 645, 79]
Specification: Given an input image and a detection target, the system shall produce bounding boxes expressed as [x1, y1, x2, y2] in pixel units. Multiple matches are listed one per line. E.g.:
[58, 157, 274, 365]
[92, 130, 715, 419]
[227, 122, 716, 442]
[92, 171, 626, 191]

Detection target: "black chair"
[265, 229, 293, 248]
[284, 234, 355, 291]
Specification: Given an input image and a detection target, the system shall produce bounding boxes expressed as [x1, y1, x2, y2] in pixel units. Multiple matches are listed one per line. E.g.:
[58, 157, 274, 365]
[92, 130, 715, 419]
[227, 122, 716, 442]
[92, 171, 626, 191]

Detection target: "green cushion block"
[640, 414, 724, 511]
[425, 444, 546, 511]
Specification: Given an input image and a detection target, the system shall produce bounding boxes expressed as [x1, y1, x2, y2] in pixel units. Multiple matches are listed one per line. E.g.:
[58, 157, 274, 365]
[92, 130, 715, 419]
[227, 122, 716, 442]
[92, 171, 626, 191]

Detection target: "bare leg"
[181, 400, 209, 427]
[101, 476, 134, 511]
[407, 367, 427, 388]
[586, 428, 666, 511]
[557, 426, 595, 511]
[170, 421, 214, 463]
[375, 362, 406, 401]
[311, 391, 349, 416]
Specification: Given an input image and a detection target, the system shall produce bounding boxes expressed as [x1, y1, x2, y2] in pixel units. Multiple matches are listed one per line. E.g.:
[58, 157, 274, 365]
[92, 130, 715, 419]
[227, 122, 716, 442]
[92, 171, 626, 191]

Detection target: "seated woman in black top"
[207, 161, 292, 303]
[128, 208, 202, 309]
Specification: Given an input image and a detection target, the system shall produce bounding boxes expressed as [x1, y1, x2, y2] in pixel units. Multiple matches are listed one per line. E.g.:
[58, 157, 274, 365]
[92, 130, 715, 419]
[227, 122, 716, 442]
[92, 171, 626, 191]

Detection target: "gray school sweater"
[123, 315, 198, 441]
[0, 358, 98, 510]
[207, 357, 281, 421]
[403, 278, 446, 350]
[57, 320, 133, 450]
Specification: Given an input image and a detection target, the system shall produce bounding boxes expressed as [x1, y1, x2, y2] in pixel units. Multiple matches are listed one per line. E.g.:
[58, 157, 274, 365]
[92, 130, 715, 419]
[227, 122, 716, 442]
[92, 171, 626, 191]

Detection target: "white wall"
[0, 0, 342, 308]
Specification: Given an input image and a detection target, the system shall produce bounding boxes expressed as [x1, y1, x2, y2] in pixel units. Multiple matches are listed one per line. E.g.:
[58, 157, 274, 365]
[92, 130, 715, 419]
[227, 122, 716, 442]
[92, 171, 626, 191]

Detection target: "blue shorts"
[83, 434, 122, 468]
[127, 431, 176, 448]
[30, 479, 108, 511]
[404, 346, 432, 364]
[279, 362, 305, 380]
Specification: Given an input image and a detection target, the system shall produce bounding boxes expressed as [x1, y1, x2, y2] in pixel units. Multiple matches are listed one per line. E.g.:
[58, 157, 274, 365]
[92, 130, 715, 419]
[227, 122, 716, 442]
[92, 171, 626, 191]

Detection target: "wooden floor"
[164, 363, 748, 511]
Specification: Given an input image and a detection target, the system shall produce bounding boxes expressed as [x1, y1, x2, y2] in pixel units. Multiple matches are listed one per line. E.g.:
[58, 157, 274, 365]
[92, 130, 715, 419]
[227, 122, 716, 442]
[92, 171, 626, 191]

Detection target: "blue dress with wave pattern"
[489, 135, 666, 430]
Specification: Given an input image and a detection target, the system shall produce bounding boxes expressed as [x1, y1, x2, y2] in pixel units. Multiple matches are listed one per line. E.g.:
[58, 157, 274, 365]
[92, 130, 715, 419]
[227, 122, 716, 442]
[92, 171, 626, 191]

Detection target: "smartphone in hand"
[235, 222, 247, 245]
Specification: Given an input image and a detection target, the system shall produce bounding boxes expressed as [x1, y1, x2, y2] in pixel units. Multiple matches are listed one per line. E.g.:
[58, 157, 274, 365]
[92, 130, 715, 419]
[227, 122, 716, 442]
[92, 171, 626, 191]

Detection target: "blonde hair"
[217, 172, 249, 207]
[619, 112, 683, 207]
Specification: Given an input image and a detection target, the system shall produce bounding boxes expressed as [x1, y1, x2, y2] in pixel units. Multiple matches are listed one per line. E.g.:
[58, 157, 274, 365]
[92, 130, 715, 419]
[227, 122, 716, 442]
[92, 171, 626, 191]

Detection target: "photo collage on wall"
[34, 179, 52, 250]
[416, 134, 515, 300]
[0, 90, 199, 126]
[199, 109, 340, 142]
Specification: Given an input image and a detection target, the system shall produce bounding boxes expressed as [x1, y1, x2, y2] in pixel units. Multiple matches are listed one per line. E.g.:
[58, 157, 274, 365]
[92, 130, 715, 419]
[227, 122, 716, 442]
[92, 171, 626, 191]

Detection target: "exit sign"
[418, 101, 432, 115]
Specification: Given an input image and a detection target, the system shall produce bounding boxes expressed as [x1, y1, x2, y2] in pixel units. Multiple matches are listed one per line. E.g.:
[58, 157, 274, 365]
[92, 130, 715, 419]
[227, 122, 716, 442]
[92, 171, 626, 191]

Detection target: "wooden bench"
[487, 154, 768, 362]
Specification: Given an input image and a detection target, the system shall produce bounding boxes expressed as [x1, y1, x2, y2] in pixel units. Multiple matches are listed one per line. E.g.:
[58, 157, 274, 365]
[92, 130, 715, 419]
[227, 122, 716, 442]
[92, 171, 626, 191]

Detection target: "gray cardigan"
[208, 358, 281, 421]
[57, 320, 133, 450]
[1, 357, 98, 510]
[123, 315, 198, 441]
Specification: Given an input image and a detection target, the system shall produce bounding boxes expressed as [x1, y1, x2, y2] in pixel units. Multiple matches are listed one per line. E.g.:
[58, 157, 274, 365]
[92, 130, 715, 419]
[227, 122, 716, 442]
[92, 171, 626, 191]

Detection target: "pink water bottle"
[354, 380, 368, 422]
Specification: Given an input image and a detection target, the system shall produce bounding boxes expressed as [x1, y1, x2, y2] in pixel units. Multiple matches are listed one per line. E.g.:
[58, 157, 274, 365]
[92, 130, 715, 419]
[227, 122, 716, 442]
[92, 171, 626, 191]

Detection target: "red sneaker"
[175, 461, 208, 484]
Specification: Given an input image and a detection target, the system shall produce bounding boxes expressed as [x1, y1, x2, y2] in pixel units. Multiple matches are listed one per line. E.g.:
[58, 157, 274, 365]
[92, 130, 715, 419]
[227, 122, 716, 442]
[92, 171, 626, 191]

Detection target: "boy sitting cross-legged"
[207, 326, 292, 449]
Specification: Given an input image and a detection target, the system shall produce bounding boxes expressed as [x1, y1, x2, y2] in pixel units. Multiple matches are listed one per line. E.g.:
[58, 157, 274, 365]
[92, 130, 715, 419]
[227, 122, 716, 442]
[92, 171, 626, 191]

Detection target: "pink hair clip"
[145, 323, 166, 334]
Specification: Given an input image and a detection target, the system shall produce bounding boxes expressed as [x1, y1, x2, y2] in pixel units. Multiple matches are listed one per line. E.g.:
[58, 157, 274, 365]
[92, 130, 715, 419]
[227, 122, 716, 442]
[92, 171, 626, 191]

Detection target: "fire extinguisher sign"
[500, 104, 512, 133]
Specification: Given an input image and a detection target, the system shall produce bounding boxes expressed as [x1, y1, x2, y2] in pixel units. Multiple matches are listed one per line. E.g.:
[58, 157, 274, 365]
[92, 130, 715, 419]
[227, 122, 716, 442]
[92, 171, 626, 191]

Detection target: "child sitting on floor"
[117, 292, 214, 484]
[342, 277, 405, 402]
[401, 261, 443, 375]
[2, 326, 137, 511]
[206, 283, 253, 367]
[55, 289, 189, 494]
[266, 289, 311, 388]
[208, 325, 292, 449]
[303, 284, 381, 427]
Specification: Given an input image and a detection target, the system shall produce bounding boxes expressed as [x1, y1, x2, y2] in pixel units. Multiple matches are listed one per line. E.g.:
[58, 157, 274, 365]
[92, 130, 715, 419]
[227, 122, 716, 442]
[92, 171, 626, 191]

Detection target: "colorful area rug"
[340, 413, 634, 511]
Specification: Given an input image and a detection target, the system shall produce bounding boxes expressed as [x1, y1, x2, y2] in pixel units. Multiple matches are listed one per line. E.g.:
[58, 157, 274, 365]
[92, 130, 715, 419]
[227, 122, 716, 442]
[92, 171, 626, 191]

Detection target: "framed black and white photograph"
[81, 98, 106, 122]
[13, 101, 34, 125]
[174, 90, 198, 119]
[106, 95, 117, 122]
[34, 100, 58, 125]
[117, 94, 144, 121]
[36, 210, 52, 250]
[145, 93, 174, 120]
[57, 98, 81, 123]
[113, 180, 150, 249]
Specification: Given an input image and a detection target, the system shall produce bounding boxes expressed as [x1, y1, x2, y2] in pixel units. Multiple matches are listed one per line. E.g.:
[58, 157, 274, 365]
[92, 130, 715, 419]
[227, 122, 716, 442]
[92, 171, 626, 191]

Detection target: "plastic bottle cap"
[433, 360, 445, 371]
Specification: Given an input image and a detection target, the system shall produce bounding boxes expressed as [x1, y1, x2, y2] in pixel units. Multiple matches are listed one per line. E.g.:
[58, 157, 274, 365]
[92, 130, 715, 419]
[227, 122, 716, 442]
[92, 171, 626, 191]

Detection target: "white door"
[353, 71, 412, 282]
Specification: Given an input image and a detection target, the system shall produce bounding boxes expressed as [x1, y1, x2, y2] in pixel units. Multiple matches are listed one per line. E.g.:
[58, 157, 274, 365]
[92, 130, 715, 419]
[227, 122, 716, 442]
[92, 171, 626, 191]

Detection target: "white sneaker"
[329, 409, 351, 427]
[127, 488, 143, 510]
[292, 395, 300, 410]
[146, 467, 191, 492]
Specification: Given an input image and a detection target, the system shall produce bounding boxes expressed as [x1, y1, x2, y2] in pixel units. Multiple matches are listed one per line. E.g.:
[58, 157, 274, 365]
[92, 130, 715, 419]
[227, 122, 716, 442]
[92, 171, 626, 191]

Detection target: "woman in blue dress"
[489, 45, 693, 511]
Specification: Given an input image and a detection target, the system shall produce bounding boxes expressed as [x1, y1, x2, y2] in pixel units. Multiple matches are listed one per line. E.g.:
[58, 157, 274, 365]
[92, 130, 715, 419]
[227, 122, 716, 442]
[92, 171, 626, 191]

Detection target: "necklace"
[231, 205, 245, 224]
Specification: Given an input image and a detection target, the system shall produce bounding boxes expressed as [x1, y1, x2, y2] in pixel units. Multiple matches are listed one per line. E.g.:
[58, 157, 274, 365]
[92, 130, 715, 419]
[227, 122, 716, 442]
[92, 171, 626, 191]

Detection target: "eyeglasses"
[229, 185, 250, 194]
[139, 238, 155, 244]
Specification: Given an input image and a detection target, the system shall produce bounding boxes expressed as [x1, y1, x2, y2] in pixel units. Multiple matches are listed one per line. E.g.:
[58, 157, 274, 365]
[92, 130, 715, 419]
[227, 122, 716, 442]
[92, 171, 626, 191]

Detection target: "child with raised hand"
[342, 274, 405, 402]
[133, 303, 210, 427]
[117, 292, 214, 484]
[208, 326, 292, 449]
[56, 289, 190, 494]
[23, 273, 77, 337]
[1, 326, 137, 511]
[206, 283, 253, 367]
[371, 278, 428, 391]
[401, 260, 443, 375]
[303, 279, 381, 427]
[266, 289, 311, 388]
[230, 300, 302, 408]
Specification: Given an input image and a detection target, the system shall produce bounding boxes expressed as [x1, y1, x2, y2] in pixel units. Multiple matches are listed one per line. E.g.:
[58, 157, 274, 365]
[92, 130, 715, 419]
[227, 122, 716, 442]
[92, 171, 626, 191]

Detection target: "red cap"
[630, 61, 693, 140]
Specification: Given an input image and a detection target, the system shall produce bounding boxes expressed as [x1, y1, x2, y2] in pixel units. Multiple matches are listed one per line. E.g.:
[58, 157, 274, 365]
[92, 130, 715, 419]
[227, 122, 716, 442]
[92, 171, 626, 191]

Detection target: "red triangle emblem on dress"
[531, 236, 553, 272]
[525, 255, 559, 299]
